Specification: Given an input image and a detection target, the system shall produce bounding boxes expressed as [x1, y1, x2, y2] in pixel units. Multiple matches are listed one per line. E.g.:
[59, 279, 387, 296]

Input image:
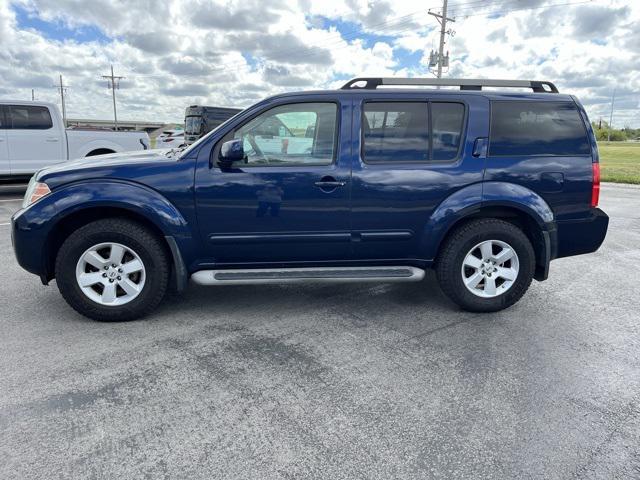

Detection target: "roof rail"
[340, 77, 559, 93]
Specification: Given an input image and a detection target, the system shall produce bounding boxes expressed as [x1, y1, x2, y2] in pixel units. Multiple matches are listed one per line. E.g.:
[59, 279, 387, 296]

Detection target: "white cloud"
[0, 0, 638, 127]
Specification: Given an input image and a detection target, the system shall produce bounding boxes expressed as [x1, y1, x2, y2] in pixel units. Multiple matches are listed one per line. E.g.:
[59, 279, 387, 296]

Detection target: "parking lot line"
[0, 198, 22, 202]
[0, 222, 10, 226]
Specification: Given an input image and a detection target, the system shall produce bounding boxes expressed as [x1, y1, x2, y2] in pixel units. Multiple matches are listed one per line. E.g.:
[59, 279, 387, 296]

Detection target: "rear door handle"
[315, 176, 346, 192]
[314, 181, 346, 188]
[46, 138, 59, 142]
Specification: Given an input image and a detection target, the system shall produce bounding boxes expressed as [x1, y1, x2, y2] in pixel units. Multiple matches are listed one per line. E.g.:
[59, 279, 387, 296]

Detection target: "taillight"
[591, 162, 600, 208]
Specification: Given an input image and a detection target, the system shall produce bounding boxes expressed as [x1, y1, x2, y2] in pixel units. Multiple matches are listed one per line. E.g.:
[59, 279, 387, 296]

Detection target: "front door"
[350, 94, 488, 261]
[6, 104, 64, 175]
[195, 99, 352, 265]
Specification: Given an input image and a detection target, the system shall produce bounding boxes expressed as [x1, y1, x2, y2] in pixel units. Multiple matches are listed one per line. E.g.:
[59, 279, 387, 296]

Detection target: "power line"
[101, 65, 124, 131]
[454, 0, 593, 18]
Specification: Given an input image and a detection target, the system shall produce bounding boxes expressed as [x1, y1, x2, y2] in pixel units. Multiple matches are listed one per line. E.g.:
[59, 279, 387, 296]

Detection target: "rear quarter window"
[489, 101, 590, 156]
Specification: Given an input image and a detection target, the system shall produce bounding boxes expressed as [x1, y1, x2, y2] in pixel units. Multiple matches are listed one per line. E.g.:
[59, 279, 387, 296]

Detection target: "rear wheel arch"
[434, 205, 550, 279]
[85, 148, 115, 157]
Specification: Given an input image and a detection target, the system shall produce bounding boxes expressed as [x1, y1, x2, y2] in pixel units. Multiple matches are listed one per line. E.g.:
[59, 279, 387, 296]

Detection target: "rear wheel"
[55, 218, 169, 321]
[436, 219, 535, 312]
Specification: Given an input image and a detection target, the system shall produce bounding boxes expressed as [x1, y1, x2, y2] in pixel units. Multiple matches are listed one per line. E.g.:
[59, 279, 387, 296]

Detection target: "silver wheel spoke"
[484, 276, 497, 296]
[463, 255, 482, 269]
[496, 267, 517, 281]
[102, 283, 117, 304]
[494, 247, 515, 264]
[119, 278, 140, 296]
[78, 271, 104, 287]
[109, 244, 125, 264]
[122, 259, 143, 274]
[464, 271, 484, 289]
[480, 242, 493, 261]
[84, 251, 107, 269]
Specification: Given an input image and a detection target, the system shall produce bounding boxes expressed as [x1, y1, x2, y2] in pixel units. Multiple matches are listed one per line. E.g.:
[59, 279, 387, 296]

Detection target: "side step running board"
[191, 266, 425, 285]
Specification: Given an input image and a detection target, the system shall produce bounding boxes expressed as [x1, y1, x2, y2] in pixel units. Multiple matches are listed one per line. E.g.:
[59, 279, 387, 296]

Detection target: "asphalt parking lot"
[1, 183, 639, 479]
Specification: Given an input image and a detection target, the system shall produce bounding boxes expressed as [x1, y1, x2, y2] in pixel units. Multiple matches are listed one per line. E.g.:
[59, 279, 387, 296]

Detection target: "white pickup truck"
[0, 100, 150, 181]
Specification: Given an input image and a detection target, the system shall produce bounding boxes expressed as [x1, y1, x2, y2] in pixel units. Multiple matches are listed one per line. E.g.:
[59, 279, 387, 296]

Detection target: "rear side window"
[9, 105, 53, 130]
[490, 101, 590, 156]
[362, 101, 464, 163]
[432, 103, 465, 161]
[0, 107, 7, 129]
[363, 102, 429, 163]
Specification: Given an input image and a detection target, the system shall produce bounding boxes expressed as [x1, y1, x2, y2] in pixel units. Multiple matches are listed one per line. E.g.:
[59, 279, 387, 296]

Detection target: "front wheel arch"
[44, 208, 172, 284]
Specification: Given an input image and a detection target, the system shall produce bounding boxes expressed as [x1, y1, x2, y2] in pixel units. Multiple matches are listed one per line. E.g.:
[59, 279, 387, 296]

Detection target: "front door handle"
[314, 181, 346, 188]
[315, 176, 346, 191]
[46, 138, 59, 142]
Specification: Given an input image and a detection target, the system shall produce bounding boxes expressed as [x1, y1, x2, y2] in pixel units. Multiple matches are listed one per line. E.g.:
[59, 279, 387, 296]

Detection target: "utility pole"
[102, 65, 124, 131]
[428, 0, 455, 78]
[607, 88, 616, 142]
[54, 75, 69, 127]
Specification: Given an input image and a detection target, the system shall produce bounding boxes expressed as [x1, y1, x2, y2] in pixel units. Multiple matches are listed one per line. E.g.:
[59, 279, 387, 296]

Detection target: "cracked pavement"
[0, 183, 639, 479]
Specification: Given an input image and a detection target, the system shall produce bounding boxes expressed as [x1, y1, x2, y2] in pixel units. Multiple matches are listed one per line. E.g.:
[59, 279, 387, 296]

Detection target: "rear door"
[0, 107, 8, 175]
[6, 105, 64, 174]
[350, 93, 488, 261]
[194, 97, 352, 265]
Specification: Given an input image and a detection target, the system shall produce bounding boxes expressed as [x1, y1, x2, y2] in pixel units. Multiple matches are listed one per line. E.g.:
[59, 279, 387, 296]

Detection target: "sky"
[0, 0, 638, 127]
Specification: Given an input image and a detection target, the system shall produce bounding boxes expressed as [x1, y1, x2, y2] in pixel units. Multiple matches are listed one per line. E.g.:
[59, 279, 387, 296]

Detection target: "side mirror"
[218, 139, 245, 164]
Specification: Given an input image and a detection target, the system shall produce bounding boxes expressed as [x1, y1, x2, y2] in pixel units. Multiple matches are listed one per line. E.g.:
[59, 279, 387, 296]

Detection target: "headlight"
[23, 179, 51, 208]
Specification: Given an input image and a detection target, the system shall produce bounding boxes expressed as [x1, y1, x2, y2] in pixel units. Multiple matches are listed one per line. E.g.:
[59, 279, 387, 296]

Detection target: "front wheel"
[55, 219, 169, 321]
[436, 219, 535, 312]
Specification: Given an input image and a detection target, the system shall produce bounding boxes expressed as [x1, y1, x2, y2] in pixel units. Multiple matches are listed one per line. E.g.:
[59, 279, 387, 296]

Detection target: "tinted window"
[0, 107, 6, 129]
[10, 105, 53, 130]
[363, 102, 429, 163]
[432, 103, 465, 161]
[230, 103, 337, 166]
[490, 101, 590, 156]
[185, 116, 202, 135]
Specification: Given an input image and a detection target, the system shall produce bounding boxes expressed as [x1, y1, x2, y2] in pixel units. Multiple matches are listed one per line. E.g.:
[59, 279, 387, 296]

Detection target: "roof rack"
[340, 77, 559, 93]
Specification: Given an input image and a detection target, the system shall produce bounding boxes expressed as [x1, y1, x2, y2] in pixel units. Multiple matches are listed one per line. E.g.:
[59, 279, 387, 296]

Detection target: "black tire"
[55, 218, 169, 321]
[436, 218, 535, 312]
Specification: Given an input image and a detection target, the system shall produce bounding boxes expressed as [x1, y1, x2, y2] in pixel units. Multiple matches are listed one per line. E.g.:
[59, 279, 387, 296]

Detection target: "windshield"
[185, 116, 202, 135]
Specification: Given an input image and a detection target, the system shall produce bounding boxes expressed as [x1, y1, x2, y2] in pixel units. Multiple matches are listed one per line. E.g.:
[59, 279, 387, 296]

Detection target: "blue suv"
[11, 78, 609, 321]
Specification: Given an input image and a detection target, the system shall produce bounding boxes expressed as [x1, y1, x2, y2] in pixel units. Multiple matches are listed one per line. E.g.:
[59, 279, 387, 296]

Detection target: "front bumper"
[11, 208, 50, 283]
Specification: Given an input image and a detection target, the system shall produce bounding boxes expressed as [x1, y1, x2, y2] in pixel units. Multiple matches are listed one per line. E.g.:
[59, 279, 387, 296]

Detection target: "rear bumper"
[555, 208, 609, 259]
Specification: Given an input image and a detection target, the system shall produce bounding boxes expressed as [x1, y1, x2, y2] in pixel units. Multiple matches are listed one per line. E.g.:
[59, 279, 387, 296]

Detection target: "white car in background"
[155, 129, 184, 148]
[0, 100, 150, 182]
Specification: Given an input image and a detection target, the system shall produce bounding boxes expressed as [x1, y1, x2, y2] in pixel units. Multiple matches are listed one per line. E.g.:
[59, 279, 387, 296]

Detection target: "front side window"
[230, 102, 337, 166]
[9, 105, 53, 130]
[490, 101, 590, 156]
